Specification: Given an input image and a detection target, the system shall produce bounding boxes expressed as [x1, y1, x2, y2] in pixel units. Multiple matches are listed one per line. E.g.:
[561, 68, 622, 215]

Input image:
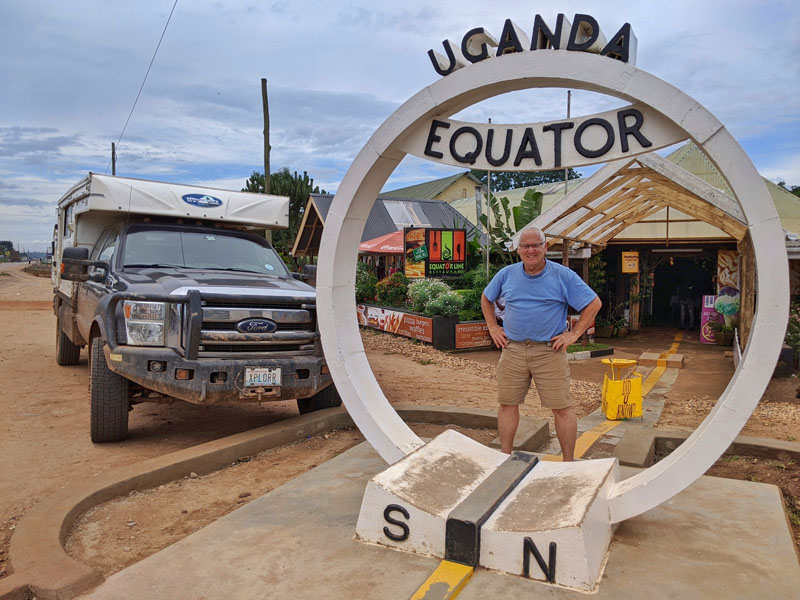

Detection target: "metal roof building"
[291, 194, 484, 257]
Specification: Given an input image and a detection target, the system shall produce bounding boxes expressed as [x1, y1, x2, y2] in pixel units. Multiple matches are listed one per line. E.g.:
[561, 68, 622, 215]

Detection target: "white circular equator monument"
[316, 50, 789, 524]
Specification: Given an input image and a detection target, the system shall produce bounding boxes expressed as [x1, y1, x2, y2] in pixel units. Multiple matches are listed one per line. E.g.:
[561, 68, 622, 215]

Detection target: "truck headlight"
[123, 301, 166, 346]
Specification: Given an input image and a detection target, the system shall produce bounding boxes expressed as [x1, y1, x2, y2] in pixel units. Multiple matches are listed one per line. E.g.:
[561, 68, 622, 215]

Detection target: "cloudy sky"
[1, 0, 798, 251]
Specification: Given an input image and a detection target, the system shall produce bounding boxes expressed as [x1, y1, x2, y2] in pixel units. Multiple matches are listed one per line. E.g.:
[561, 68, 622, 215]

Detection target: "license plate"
[245, 367, 281, 387]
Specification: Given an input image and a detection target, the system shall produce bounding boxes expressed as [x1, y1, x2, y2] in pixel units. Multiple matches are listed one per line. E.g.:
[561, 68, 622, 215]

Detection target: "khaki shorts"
[496, 340, 572, 409]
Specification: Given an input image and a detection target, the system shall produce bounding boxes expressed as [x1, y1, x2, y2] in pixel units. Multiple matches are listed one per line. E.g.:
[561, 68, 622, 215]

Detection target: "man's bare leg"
[498, 404, 520, 454]
[552, 406, 577, 461]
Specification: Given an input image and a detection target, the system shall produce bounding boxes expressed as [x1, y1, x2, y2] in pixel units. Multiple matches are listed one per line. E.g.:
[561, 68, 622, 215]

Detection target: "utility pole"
[111, 142, 117, 175]
[261, 78, 271, 194]
[564, 91, 571, 196]
[486, 118, 491, 278]
[474, 185, 484, 270]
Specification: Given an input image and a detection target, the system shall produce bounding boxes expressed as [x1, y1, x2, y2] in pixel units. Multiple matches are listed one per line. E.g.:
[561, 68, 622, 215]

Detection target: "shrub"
[375, 272, 409, 307]
[407, 279, 451, 312]
[355, 262, 377, 302]
[453, 288, 482, 321]
[424, 291, 464, 318]
[452, 266, 497, 320]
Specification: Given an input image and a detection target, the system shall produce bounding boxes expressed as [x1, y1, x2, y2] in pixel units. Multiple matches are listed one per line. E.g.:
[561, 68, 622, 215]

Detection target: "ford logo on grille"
[236, 318, 277, 333]
[182, 193, 223, 208]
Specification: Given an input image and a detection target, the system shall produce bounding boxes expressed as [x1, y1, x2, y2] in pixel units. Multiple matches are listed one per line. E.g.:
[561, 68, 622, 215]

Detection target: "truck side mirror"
[88, 263, 109, 283]
[61, 246, 91, 281]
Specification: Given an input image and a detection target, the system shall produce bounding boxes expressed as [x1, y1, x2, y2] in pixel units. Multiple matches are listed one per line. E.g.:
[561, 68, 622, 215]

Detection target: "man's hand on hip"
[488, 324, 508, 348]
[550, 329, 580, 352]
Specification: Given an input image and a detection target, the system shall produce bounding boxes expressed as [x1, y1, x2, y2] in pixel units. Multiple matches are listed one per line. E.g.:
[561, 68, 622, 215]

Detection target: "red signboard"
[357, 304, 433, 343]
[455, 322, 493, 349]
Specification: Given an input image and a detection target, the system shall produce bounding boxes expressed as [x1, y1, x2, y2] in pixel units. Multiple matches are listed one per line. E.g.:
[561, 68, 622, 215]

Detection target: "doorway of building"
[651, 256, 715, 328]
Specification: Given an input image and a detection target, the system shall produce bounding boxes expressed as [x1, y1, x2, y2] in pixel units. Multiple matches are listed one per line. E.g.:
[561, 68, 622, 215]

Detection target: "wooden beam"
[596, 204, 664, 244]
[559, 186, 644, 237]
[574, 197, 660, 241]
[738, 234, 755, 348]
[541, 233, 599, 246]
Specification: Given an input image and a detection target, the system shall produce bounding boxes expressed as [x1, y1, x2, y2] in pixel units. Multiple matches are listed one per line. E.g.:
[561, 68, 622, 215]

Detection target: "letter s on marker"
[383, 504, 410, 541]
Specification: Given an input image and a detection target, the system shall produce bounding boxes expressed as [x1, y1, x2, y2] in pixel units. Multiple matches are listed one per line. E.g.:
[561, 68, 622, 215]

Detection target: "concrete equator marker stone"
[317, 50, 789, 523]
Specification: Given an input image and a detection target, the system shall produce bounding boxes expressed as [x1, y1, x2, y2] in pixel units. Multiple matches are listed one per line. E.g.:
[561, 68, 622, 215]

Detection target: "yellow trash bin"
[600, 358, 643, 420]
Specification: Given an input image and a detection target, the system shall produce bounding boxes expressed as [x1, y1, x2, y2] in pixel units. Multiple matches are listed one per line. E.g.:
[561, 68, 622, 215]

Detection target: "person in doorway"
[481, 227, 601, 460]
[678, 283, 696, 330]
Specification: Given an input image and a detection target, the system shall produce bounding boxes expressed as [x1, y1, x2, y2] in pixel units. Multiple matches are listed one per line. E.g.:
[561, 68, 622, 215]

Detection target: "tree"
[777, 181, 800, 198]
[243, 168, 326, 255]
[470, 168, 580, 191]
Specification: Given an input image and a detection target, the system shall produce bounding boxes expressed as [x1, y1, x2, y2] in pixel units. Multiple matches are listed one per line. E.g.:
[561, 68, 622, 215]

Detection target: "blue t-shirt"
[483, 260, 597, 342]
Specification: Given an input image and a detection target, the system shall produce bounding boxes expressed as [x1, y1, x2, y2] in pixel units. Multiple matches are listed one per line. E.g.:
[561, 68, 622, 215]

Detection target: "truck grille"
[186, 299, 318, 357]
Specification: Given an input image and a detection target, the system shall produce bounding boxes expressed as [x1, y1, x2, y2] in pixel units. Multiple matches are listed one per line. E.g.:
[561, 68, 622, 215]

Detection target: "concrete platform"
[81, 441, 800, 599]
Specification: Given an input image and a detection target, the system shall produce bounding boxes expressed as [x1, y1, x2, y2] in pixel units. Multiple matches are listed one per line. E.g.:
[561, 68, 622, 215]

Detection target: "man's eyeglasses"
[518, 242, 545, 250]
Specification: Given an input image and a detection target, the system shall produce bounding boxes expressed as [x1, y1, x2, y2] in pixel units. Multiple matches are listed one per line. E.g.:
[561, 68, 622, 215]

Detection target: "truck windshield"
[122, 229, 289, 276]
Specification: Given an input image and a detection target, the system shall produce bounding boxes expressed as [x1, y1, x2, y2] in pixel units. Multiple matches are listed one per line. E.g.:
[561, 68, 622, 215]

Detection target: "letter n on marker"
[522, 537, 557, 583]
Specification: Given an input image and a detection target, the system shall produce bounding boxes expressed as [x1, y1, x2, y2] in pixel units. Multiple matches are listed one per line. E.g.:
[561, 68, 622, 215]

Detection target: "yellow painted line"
[641, 364, 666, 397]
[642, 332, 683, 397]
[541, 420, 623, 462]
[410, 560, 473, 600]
[574, 419, 621, 458]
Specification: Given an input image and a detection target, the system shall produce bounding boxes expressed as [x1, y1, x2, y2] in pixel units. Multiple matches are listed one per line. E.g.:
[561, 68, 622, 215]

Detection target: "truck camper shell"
[53, 173, 290, 293]
[57, 172, 289, 228]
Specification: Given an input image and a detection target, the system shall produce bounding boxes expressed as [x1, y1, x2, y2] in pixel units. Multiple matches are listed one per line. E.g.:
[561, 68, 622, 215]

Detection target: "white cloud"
[759, 153, 800, 187]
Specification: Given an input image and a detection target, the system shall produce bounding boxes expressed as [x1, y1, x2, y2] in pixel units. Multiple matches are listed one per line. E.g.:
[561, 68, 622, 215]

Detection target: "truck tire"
[90, 338, 130, 442]
[296, 384, 342, 415]
[55, 315, 81, 365]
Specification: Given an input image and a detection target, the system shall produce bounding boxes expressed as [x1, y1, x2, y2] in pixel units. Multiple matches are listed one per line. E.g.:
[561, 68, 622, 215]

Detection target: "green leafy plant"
[423, 291, 464, 318]
[355, 261, 378, 303]
[407, 279, 451, 312]
[588, 254, 607, 296]
[375, 272, 409, 308]
[512, 189, 543, 231]
[709, 320, 737, 334]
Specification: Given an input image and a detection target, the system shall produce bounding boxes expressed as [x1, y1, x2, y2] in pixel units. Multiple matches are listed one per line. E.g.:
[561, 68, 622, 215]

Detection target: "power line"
[106, 0, 179, 174]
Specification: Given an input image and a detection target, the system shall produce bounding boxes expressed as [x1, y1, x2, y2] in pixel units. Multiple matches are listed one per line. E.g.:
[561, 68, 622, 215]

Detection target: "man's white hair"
[513, 226, 546, 249]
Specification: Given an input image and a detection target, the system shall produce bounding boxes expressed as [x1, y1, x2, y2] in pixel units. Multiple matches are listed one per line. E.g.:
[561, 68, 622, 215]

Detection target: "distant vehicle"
[52, 173, 339, 442]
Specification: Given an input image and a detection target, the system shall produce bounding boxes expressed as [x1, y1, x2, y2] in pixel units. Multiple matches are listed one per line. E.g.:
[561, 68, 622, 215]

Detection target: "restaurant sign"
[404, 227, 467, 279]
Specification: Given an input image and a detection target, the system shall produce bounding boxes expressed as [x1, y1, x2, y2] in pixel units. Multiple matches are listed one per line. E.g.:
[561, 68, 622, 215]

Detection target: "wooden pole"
[630, 272, 641, 331]
[582, 253, 590, 345]
[261, 78, 271, 194]
[111, 142, 116, 175]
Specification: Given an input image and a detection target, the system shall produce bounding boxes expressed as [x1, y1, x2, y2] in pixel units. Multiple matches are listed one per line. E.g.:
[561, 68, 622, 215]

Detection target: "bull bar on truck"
[101, 290, 333, 404]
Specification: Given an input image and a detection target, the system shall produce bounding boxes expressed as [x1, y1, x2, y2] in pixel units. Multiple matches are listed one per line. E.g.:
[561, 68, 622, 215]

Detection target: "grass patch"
[0, 272, 10, 277]
[566, 342, 611, 353]
[416, 358, 434, 365]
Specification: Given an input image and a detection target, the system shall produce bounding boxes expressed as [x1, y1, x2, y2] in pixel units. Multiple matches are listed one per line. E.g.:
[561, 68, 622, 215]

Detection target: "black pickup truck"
[56, 220, 340, 442]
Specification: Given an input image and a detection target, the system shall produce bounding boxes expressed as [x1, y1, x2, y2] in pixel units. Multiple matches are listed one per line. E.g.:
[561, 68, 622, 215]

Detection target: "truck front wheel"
[90, 338, 130, 442]
[55, 314, 81, 365]
[296, 385, 342, 415]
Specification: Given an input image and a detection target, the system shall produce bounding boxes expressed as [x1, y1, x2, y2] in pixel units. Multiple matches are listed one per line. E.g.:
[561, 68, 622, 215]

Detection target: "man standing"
[481, 227, 601, 460]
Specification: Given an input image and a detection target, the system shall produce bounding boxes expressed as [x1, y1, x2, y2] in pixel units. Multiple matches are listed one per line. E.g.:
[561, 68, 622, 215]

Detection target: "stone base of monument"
[355, 430, 619, 591]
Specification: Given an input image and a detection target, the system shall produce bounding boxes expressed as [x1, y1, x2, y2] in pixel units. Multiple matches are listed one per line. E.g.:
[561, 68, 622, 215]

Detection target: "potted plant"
[613, 317, 630, 338]
[710, 321, 736, 346]
[594, 315, 614, 338]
